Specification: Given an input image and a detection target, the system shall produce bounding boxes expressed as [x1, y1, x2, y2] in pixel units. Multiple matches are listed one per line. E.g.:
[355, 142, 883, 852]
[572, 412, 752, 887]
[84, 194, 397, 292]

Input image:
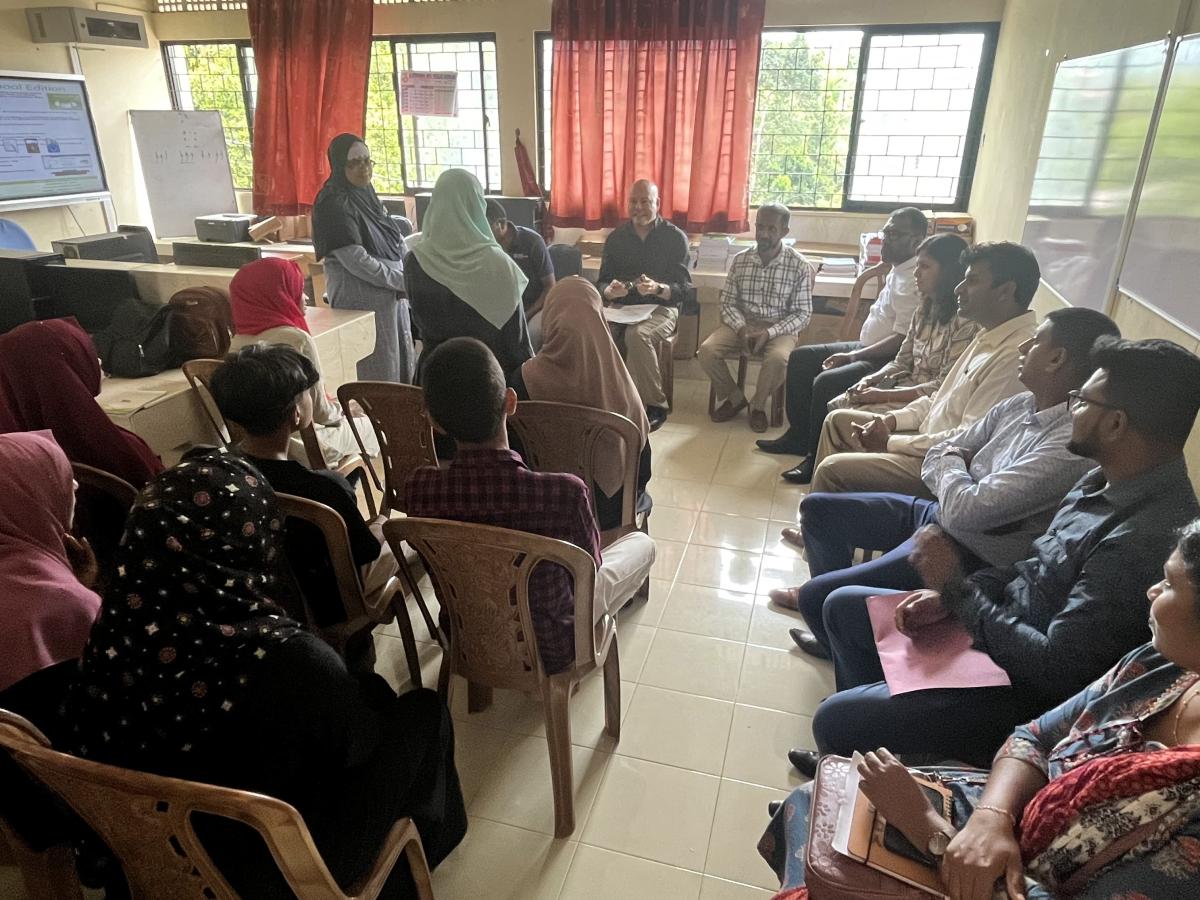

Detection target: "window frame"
[160, 39, 257, 188]
[371, 32, 501, 196]
[758, 21, 999, 213]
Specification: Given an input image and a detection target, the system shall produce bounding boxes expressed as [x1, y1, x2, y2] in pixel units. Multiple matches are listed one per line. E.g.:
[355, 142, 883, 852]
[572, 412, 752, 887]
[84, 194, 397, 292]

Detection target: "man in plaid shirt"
[698, 204, 814, 432]
[404, 338, 656, 675]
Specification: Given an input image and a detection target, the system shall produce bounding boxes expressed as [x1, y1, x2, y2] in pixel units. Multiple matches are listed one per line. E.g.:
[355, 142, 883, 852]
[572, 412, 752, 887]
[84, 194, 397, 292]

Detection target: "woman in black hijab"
[313, 133, 414, 382]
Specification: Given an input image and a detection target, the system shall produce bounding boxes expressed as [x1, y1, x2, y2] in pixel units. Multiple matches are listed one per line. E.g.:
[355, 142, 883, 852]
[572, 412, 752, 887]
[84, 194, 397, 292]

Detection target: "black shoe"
[788, 748, 820, 779]
[781, 460, 814, 485]
[647, 406, 668, 432]
[789, 628, 830, 660]
[756, 431, 803, 455]
[768, 800, 783, 817]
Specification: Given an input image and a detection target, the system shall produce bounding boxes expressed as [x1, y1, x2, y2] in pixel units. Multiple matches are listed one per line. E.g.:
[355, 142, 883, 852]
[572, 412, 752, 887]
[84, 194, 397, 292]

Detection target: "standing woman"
[405, 168, 532, 380]
[312, 133, 413, 383]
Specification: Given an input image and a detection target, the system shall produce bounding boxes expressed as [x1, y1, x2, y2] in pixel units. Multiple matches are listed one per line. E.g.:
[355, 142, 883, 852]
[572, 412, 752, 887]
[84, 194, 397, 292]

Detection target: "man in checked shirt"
[698, 204, 814, 432]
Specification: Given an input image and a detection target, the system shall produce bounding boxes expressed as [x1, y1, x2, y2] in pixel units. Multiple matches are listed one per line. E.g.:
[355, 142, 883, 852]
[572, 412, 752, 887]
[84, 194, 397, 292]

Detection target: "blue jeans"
[797, 492, 941, 649]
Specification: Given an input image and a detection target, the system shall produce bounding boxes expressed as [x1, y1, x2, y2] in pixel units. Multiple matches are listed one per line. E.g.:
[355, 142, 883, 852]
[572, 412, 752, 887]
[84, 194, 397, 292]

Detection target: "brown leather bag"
[805, 755, 933, 899]
[166, 286, 232, 364]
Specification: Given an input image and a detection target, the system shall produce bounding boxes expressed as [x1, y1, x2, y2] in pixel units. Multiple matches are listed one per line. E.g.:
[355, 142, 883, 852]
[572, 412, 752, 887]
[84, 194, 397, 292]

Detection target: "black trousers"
[782, 342, 881, 455]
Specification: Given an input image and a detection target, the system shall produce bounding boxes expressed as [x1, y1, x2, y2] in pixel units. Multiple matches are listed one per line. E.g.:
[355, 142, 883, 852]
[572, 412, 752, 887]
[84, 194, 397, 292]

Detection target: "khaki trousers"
[617, 306, 679, 409]
[810, 408, 932, 497]
[696, 324, 797, 412]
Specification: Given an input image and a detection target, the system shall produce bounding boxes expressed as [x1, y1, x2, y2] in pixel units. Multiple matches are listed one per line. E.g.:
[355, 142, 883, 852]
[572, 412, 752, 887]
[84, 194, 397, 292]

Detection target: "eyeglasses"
[346, 157, 374, 169]
[1068, 389, 1123, 413]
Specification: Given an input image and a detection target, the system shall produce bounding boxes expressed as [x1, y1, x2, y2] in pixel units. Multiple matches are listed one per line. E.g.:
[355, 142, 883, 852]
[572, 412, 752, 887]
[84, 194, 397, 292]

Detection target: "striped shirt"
[719, 246, 813, 338]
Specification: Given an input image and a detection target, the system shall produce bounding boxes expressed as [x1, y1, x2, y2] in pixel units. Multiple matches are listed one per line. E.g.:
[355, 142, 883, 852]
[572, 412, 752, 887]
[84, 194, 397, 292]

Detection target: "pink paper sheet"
[866, 593, 1012, 696]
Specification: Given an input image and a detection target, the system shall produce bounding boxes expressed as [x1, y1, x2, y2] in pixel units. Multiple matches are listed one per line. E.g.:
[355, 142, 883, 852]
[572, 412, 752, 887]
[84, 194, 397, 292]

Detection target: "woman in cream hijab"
[405, 168, 532, 381]
[512, 277, 651, 531]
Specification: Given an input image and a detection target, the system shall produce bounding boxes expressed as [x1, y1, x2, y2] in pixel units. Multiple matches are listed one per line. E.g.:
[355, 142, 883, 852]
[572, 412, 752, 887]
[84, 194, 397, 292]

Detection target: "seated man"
[774, 307, 1120, 659]
[758, 207, 927, 483]
[697, 203, 813, 433]
[787, 337, 1200, 775]
[403, 337, 657, 675]
[808, 242, 1040, 496]
[210, 344, 394, 670]
[598, 179, 693, 431]
[487, 199, 555, 349]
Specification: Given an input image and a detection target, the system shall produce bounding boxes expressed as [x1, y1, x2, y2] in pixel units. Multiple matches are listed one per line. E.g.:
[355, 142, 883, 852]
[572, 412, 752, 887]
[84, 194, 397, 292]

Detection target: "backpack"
[93, 297, 174, 378]
[166, 286, 232, 364]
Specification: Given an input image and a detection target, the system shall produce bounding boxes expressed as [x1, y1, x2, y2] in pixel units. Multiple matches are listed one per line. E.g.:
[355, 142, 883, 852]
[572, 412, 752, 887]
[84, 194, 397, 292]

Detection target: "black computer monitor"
[29, 264, 141, 333]
[0, 250, 65, 335]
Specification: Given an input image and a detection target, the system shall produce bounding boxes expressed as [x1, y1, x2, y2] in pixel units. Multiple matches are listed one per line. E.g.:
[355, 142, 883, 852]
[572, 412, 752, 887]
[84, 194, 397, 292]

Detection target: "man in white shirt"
[757, 208, 927, 483]
[808, 242, 1041, 496]
[698, 204, 814, 432]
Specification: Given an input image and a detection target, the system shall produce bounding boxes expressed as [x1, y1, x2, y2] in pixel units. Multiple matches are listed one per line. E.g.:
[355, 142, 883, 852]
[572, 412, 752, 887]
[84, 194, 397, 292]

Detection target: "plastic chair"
[71, 463, 139, 588]
[0, 710, 434, 900]
[705, 348, 787, 427]
[655, 330, 678, 411]
[0, 218, 36, 251]
[273, 492, 437, 686]
[548, 244, 583, 279]
[383, 518, 618, 839]
[182, 359, 377, 517]
[839, 262, 889, 341]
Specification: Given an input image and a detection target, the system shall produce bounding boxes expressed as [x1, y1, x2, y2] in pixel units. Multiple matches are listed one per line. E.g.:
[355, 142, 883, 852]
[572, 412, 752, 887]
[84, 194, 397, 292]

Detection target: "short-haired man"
[697, 204, 813, 432]
[807, 242, 1041, 497]
[598, 179, 694, 431]
[773, 307, 1120, 662]
[210, 343, 395, 672]
[404, 338, 657, 675]
[758, 207, 928, 481]
[486, 199, 555, 348]
[788, 337, 1200, 772]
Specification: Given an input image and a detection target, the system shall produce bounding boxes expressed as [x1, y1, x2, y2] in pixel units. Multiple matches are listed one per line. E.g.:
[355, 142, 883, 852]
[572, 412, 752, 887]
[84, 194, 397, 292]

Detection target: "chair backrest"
[383, 518, 605, 691]
[71, 462, 138, 513]
[0, 710, 355, 900]
[71, 463, 139, 580]
[272, 492, 376, 627]
[337, 382, 437, 518]
[508, 401, 641, 532]
[0, 218, 36, 251]
[548, 243, 583, 280]
[839, 262, 889, 342]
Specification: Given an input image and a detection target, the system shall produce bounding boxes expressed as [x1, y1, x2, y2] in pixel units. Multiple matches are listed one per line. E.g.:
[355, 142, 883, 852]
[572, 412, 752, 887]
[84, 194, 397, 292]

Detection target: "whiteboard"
[1021, 41, 1167, 309]
[1119, 33, 1200, 335]
[130, 110, 237, 238]
[0, 71, 108, 203]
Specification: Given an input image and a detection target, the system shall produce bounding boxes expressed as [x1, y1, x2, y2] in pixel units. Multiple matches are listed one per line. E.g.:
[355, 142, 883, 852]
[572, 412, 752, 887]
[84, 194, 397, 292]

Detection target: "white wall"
[0, 0, 172, 248]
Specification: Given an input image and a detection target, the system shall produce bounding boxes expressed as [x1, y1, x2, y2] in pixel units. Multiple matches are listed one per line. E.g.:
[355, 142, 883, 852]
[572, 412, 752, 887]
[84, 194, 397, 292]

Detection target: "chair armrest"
[346, 817, 432, 900]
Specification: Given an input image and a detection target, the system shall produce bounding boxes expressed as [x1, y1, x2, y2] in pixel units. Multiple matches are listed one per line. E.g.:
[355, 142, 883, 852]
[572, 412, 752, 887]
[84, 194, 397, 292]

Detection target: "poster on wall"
[399, 71, 458, 117]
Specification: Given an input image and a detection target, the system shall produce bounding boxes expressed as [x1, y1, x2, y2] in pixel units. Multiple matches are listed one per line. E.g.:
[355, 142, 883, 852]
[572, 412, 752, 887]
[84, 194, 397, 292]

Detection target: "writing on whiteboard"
[400, 71, 458, 117]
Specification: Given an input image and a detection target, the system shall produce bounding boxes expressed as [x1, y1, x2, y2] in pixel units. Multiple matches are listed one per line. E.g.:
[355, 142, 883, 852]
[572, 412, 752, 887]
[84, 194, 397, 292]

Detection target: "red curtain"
[248, 0, 373, 215]
[549, 0, 764, 233]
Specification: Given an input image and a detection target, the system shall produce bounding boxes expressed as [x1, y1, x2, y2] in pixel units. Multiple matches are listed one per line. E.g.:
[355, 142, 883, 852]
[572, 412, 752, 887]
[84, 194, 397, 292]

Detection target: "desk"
[580, 256, 879, 357]
[96, 306, 376, 466]
[154, 237, 318, 269]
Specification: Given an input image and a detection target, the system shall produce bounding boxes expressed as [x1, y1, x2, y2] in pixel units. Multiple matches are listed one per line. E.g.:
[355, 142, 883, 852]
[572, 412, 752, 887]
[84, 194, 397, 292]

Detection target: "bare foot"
[857, 749, 942, 850]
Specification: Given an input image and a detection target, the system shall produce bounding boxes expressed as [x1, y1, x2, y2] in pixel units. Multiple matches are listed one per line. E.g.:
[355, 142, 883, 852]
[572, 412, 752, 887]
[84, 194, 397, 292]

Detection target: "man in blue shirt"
[487, 199, 555, 348]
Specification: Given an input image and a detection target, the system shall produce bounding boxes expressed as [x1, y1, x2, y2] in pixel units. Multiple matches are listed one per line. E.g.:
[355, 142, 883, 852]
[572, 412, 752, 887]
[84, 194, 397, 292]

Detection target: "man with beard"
[697, 204, 814, 432]
[785, 337, 1200, 774]
[758, 207, 927, 480]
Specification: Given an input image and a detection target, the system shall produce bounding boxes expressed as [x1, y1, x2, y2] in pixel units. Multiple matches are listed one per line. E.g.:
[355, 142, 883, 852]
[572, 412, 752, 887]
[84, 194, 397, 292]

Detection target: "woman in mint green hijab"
[405, 169, 533, 379]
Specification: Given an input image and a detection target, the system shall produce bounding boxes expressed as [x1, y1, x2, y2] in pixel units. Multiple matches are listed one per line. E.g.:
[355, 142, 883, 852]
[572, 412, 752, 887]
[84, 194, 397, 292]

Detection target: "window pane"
[848, 32, 987, 206]
[750, 30, 862, 209]
[539, 36, 553, 191]
[163, 43, 254, 189]
[366, 40, 407, 195]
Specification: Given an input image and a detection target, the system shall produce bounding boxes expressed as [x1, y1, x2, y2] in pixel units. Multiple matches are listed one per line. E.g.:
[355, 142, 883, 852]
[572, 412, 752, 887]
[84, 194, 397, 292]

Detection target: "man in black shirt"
[486, 199, 556, 349]
[210, 344, 394, 671]
[597, 179, 694, 430]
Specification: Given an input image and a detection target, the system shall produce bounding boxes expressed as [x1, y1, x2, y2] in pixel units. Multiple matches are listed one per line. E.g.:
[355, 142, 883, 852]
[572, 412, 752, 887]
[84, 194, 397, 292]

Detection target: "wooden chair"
[655, 330, 679, 411]
[71, 463, 138, 587]
[182, 359, 377, 517]
[0, 710, 434, 900]
[838, 262, 890, 341]
[336, 382, 438, 521]
[273, 492, 437, 686]
[383, 518, 619, 839]
[705, 348, 787, 427]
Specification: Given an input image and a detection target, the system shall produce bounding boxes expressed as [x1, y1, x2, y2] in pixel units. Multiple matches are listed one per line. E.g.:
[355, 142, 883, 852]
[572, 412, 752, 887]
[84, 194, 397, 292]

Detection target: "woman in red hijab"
[228, 257, 376, 464]
[0, 318, 162, 488]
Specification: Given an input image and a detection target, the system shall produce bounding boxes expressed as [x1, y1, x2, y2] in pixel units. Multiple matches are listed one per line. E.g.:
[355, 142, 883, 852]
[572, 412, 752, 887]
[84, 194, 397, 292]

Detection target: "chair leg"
[389, 597, 424, 689]
[397, 556, 442, 647]
[736, 355, 749, 395]
[542, 677, 576, 838]
[771, 383, 785, 428]
[707, 382, 718, 416]
[467, 681, 494, 713]
[602, 637, 622, 741]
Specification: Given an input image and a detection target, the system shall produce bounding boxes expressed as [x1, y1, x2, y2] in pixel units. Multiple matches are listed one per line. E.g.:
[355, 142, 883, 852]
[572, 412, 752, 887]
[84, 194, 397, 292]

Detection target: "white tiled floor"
[382, 372, 832, 899]
[0, 371, 833, 900]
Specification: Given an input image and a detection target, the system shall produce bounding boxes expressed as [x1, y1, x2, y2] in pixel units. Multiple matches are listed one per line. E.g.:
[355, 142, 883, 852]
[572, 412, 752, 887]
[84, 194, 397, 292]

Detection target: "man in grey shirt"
[794, 336, 1200, 769]
[774, 308, 1121, 661]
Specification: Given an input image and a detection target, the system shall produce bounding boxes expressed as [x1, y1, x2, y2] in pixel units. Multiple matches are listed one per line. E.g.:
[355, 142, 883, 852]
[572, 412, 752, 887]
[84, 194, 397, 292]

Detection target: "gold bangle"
[974, 804, 1016, 829]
